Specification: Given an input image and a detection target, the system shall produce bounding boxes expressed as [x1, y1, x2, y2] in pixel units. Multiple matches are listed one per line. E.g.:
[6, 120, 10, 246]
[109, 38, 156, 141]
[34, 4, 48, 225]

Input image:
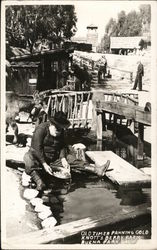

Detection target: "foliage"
[139, 4, 151, 24]
[100, 4, 151, 52]
[6, 5, 77, 53]
[98, 34, 110, 53]
[105, 18, 118, 37]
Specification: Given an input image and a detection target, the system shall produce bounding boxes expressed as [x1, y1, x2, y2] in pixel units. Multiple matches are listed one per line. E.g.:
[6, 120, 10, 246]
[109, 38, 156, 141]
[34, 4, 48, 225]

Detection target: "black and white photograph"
[1, 0, 157, 249]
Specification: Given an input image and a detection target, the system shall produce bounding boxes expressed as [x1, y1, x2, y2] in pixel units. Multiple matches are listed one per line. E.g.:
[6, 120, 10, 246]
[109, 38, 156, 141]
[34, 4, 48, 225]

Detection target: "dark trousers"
[98, 66, 106, 83]
[75, 79, 82, 91]
[133, 74, 142, 90]
[23, 147, 85, 175]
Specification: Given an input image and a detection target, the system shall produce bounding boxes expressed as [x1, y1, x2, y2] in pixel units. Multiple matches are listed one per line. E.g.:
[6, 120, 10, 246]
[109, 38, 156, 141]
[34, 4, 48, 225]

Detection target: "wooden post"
[96, 111, 103, 141]
[112, 114, 117, 143]
[96, 140, 102, 151]
[137, 123, 144, 160]
[102, 111, 107, 131]
[130, 72, 133, 84]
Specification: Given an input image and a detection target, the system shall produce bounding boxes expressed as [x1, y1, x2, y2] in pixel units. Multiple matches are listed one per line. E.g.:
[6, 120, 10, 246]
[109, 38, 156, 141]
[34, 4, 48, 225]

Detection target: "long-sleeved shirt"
[30, 122, 66, 164]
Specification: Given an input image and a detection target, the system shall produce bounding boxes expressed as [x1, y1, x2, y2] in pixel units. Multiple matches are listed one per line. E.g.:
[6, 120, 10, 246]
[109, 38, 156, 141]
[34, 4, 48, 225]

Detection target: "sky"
[73, 1, 146, 41]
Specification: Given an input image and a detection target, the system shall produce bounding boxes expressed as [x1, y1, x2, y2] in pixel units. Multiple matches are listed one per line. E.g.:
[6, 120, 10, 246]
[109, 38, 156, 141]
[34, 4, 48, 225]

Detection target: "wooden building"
[110, 36, 146, 54]
[8, 48, 73, 95]
[64, 41, 92, 52]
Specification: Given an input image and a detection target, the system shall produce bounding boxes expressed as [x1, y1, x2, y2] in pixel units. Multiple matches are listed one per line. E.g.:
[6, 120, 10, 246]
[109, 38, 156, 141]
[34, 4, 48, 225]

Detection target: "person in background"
[30, 100, 48, 128]
[97, 55, 107, 84]
[23, 111, 71, 191]
[132, 61, 144, 91]
[82, 64, 91, 91]
[70, 63, 91, 91]
[59, 69, 69, 89]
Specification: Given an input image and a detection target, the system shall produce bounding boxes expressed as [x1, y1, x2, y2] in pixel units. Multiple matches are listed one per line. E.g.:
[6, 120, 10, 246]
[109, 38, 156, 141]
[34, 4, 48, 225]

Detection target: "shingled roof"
[110, 36, 145, 49]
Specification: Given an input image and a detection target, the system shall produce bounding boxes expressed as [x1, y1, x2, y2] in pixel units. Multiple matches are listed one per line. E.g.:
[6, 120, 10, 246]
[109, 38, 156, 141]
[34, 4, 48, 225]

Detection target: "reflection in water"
[116, 187, 150, 206]
[40, 172, 151, 225]
[37, 128, 151, 225]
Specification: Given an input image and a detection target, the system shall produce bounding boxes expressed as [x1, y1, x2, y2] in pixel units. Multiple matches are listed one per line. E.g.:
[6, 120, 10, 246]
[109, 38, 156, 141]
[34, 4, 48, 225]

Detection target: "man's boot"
[95, 160, 111, 177]
[30, 170, 46, 191]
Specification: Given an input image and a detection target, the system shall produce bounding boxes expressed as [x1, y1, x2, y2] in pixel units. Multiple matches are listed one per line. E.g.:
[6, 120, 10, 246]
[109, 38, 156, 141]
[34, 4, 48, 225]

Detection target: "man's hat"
[49, 111, 71, 129]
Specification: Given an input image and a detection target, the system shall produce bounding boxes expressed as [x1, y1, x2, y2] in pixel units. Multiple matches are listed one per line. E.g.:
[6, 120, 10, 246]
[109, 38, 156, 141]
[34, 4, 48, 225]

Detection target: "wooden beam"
[96, 101, 151, 126]
[86, 151, 151, 187]
[8, 203, 150, 245]
[10, 65, 38, 68]
[96, 111, 103, 140]
[137, 123, 144, 160]
[112, 114, 117, 143]
[96, 140, 102, 151]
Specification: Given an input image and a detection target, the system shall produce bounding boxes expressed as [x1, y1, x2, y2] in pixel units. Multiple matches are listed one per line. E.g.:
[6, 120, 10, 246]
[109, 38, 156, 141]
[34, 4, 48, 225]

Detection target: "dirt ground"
[75, 50, 151, 92]
[4, 167, 41, 240]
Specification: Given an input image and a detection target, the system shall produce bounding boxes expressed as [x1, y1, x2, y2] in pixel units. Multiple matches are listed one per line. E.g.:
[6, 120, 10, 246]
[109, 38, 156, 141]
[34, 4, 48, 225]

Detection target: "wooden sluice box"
[86, 151, 151, 187]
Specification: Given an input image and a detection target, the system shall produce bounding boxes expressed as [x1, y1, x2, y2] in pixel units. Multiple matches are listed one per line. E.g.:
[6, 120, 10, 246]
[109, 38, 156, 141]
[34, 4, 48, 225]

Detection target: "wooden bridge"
[42, 90, 151, 160]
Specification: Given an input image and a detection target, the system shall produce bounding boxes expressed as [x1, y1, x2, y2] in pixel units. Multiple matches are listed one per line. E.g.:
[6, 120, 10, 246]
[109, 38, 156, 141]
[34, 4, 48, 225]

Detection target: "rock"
[22, 180, 30, 187]
[41, 195, 50, 204]
[41, 216, 57, 228]
[43, 189, 52, 195]
[22, 171, 31, 182]
[23, 189, 39, 200]
[57, 194, 66, 202]
[34, 204, 51, 213]
[30, 197, 43, 206]
[22, 171, 31, 186]
[38, 209, 52, 220]
[49, 196, 59, 204]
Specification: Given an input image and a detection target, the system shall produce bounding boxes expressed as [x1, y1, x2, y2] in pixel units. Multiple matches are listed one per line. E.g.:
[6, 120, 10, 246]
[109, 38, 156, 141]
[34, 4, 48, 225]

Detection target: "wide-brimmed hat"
[49, 111, 71, 129]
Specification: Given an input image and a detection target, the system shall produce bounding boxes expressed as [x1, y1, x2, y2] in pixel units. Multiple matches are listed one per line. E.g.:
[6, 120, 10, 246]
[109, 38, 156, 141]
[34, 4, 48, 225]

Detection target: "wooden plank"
[84, 92, 91, 126]
[137, 123, 144, 160]
[8, 203, 150, 245]
[86, 151, 151, 187]
[112, 114, 117, 143]
[96, 101, 151, 126]
[96, 111, 103, 140]
[11, 65, 38, 68]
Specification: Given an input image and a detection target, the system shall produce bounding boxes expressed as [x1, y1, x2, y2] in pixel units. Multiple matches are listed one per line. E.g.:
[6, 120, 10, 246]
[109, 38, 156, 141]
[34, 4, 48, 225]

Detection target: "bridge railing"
[103, 92, 138, 105]
[41, 90, 139, 130]
[47, 91, 93, 128]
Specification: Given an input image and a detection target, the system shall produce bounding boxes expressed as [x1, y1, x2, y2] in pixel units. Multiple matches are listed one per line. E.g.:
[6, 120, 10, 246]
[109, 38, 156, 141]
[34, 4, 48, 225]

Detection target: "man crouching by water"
[24, 111, 110, 191]
[23, 111, 70, 191]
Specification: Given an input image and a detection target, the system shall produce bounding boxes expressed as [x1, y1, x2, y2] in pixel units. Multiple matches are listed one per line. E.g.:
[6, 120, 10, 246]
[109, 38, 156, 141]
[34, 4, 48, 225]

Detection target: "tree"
[105, 18, 118, 36]
[6, 5, 77, 52]
[125, 10, 142, 36]
[117, 11, 126, 36]
[99, 34, 110, 53]
[139, 4, 151, 37]
[139, 4, 151, 25]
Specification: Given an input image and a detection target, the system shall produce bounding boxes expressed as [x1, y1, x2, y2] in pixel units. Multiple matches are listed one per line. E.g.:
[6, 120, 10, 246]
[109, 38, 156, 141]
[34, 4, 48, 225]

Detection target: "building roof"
[10, 48, 74, 62]
[87, 24, 98, 29]
[110, 36, 146, 49]
[71, 36, 87, 43]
